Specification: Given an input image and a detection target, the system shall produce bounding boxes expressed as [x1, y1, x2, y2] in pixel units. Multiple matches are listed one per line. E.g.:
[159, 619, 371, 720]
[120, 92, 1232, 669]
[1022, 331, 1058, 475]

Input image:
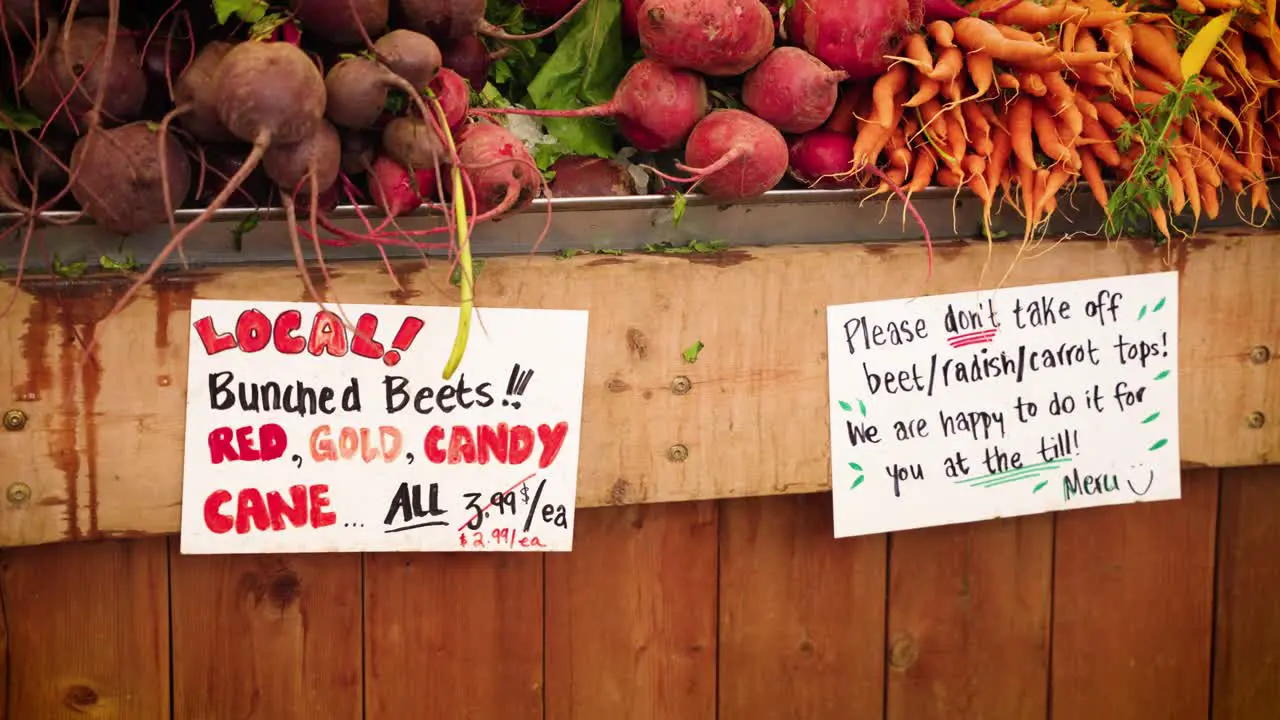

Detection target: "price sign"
[827, 272, 1181, 537]
[179, 300, 588, 554]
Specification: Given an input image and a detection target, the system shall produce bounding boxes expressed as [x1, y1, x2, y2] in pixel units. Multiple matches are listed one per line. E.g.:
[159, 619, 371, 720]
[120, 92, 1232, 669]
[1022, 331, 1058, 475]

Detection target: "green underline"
[956, 457, 1073, 487]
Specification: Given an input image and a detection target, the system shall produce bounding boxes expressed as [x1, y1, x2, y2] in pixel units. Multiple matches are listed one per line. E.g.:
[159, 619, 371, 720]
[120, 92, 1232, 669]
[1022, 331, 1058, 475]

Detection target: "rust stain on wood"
[682, 249, 755, 267]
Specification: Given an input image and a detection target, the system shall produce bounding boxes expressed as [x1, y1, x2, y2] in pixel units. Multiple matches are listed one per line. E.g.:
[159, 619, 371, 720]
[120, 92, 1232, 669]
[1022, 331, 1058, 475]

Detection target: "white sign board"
[827, 271, 1180, 537]
[180, 300, 588, 554]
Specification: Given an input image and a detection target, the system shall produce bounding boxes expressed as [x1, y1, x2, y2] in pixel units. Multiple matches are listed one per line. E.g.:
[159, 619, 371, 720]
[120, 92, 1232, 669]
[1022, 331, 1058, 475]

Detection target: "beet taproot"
[637, 0, 775, 76]
[382, 115, 446, 170]
[785, 0, 922, 81]
[69, 122, 191, 235]
[373, 28, 442, 88]
[674, 109, 787, 200]
[21, 16, 148, 131]
[289, 0, 389, 46]
[431, 68, 469, 130]
[457, 121, 539, 218]
[265, 120, 342, 197]
[214, 41, 327, 147]
[787, 129, 862, 189]
[369, 154, 437, 217]
[400, 0, 593, 42]
[743, 47, 846, 134]
[441, 34, 490, 89]
[173, 40, 236, 143]
[548, 156, 637, 197]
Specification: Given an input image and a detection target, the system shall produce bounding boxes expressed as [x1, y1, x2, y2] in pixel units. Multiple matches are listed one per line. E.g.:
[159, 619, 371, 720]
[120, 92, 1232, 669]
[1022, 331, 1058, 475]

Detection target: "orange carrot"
[1035, 165, 1072, 220]
[987, 125, 1013, 193]
[996, 72, 1021, 90]
[994, 0, 1074, 29]
[1073, 31, 1114, 87]
[1130, 23, 1183, 85]
[1093, 99, 1128, 130]
[1200, 182, 1220, 220]
[1042, 71, 1084, 141]
[937, 166, 964, 187]
[1130, 63, 1176, 92]
[1172, 146, 1201, 221]
[872, 64, 910, 128]
[1009, 96, 1037, 169]
[1149, 205, 1171, 242]
[1078, 105, 1121, 166]
[1073, 0, 1130, 28]
[997, 24, 1043, 43]
[1032, 102, 1075, 168]
[928, 46, 965, 82]
[825, 85, 862, 134]
[1019, 71, 1048, 96]
[927, 20, 955, 48]
[1078, 148, 1110, 216]
[907, 147, 936, 193]
[1013, 50, 1118, 73]
[1185, 118, 1255, 180]
[946, 110, 967, 170]
[953, 17, 1056, 63]
[963, 51, 995, 101]
[1165, 160, 1187, 214]
[918, 97, 947, 140]
[903, 33, 934, 74]
[962, 101, 993, 155]
[1101, 19, 1134, 63]
[905, 76, 942, 107]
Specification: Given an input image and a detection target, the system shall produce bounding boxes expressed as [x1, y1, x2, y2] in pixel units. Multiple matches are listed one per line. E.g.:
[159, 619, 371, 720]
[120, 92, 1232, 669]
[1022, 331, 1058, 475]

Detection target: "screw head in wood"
[1248, 411, 1266, 429]
[670, 376, 692, 395]
[667, 444, 689, 462]
[1250, 346, 1271, 364]
[6, 482, 30, 504]
[2, 409, 27, 431]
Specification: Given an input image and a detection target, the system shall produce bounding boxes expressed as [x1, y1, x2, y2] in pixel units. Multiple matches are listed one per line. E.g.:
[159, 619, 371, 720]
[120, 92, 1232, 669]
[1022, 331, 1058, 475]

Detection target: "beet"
[787, 129, 862, 189]
[441, 35, 490, 89]
[622, 0, 643, 37]
[20, 130, 74, 188]
[3, 0, 51, 37]
[21, 16, 148, 131]
[325, 56, 393, 129]
[69, 122, 191, 236]
[340, 129, 378, 176]
[373, 28, 442, 89]
[430, 68, 469, 130]
[548, 156, 636, 197]
[522, 0, 580, 18]
[369, 154, 437, 217]
[457, 121, 539, 218]
[637, 0, 775, 76]
[400, 0, 593, 42]
[265, 120, 342, 198]
[214, 41, 328, 147]
[289, 0, 389, 46]
[743, 47, 846, 134]
[924, 0, 1020, 22]
[0, 150, 19, 211]
[196, 144, 274, 208]
[786, 0, 923, 81]
[483, 59, 708, 152]
[382, 115, 446, 170]
[677, 109, 787, 200]
[174, 41, 237, 143]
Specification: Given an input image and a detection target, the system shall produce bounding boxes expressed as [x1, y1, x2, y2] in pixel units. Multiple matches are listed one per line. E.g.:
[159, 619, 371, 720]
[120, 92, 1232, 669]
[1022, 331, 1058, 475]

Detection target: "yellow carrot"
[1181, 10, 1235, 79]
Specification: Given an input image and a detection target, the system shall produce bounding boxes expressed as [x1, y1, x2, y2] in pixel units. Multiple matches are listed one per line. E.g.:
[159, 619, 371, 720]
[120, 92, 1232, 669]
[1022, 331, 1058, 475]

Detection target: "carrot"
[1017, 161, 1036, 224]
[963, 52, 995, 102]
[994, 0, 1074, 30]
[997, 25, 1043, 43]
[1032, 101, 1079, 169]
[1036, 166, 1072, 220]
[918, 97, 947, 140]
[1013, 50, 1119, 73]
[1101, 19, 1134, 63]
[1190, 146, 1223, 188]
[1078, 103, 1121, 166]
[928, 46, 965, 82]
[936, 166, 964, 187]
[1171, 146, 1201, 221]
[1130, 63, 1176, 92]
[1020, 71, 1048, 96]
[996, 72, 1021, 90]
[906, 147, 936, 194]
[962, 101, 993, 155]
[1073, 0, 1130, 29]
[1200, 182, 1220, 220]
[1184, 118, 1255, 180]
[1093, 99, 1128, 130]
[928, 20, 955, 48]
[1073, 30, 1114, 87]
[943, 77, 965, 107]
[1165, 160, 1188, 214]
[987, 125, 1013, 201]
[1149, 205, 1171, 242]
[1042, 71, 1084, 141]
[1130, 23, 1183, 85]
[1061, 21, 1080, 53]
[872, 64, 910, 128]
[885, 128, 912, 172]
[825, 85, 862, 134]
[1245, 51, 1278, 86]
[1078, 147, 1110, 216]
[953, 17, 1056, 63]
[978, 101, 1007, 134]
[1176, 0, 1206, 12]
[903, 33, 934, 74]
[905, 76, 942, 107]
[1009, 96, 1037, 169]
[946, 109, 967, 169]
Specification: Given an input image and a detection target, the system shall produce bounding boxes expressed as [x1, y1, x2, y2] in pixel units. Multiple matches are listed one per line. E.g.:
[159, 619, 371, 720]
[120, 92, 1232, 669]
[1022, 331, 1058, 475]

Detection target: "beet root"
[637, 0, 775, 76]
[430, 68, 469, 130]
[196, 144, 274, 208]
[288, 0, 389, 46]
[69, 122, 191, 236]
[340, 129, 378, 176]
[373, 29, 442, 89]
[213, 40, 327, 147]
[325, 56, 392, 129]
[20, 130, 74, 188]
[401, 0, 592, 42]
[787, 129, 862, 189]
[382, 115, 447, 171]
[743, 47, 846, 134]
[264, 120, 342, 198]
[441, 35, 490, 89]
[674, 109, 787, 200]
[457, 121, 539, 218]
[481, 59, 707, 152]
[368, 154, 437, 217]
[786, 0, 922, 81]
[0, 151, 19, 211]
[21, 16, 148, 132]
[174, 41, 237, 143]
[548, 156, 636, 197]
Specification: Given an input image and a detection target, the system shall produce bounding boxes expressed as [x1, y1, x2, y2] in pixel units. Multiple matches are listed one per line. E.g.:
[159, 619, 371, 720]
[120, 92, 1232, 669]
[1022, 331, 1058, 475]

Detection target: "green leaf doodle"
[1152, 296, 1166, 312]
[857, 399, 867, 417]
[837, 400, 852, 412]
[848, 462, 862, 472]
[1154, 370, 1171, 380]
[1138, 305, 1148, 320]
[1141, 411, 1161, 424]
[1149, 438, 1169, 451]
[851, 475, 865, 489]
[1033, 479, 1049, 493]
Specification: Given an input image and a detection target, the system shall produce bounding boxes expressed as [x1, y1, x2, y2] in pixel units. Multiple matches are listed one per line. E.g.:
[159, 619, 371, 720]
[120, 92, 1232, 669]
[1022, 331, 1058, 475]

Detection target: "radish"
[661, 109, 788, 200]
[288, 0, 389, 46]
[481, 59, 708, 152]
[787, 129, 863, 189]
[785, 0, 923, 81]
[457, 121, 539, 217]
[68, 121, 191, 235]
[637, 0, 775, 76]
[743, 47, 846, 134]
[399, 0, 594, 42]
[548, 156, 637, 197]
[21, 16, 148, 131]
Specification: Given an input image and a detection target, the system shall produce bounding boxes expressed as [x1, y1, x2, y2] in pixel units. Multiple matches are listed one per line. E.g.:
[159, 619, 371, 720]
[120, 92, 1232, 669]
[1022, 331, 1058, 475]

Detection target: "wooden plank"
[1050, 470, 1219, 720]
[364, 553, 543, 720]
[885, 515, 1054, 720]
[718, 494, 887, 719]
[1213, 466, 1280, 719]
[169, 545, 362, 719]
[0, 537, 169, 718]
[1, 235, 1277, 547]
[545, 502, 718, 719]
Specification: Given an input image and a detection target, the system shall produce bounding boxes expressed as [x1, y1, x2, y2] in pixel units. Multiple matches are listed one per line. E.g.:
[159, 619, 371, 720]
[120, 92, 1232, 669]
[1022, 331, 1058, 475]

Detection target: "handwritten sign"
[180, 300, 588, 554]
[827, 271, 1181, 537]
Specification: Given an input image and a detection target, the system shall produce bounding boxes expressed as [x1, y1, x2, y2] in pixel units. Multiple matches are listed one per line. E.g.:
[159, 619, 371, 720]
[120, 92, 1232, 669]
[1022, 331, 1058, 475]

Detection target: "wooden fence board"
[545, 502, 718, 719]
[885, 516, 1053, 720]
[718, 494, 887, 719]
[169, 547, 362, 720]
[1050, 470, 1219, 720]
[2, 235, 1279, 548]
[0, 537, 169, 719]
[1213, 466, 1280, 719]
[364, 553, 543, 720]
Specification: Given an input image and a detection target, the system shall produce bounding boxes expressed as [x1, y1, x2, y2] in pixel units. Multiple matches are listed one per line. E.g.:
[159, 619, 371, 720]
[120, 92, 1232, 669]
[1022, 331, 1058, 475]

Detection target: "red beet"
[622, 0, 643, 36]
[521, 0, 579, 18]
[480, 59, 707, 152]
[548, 156, 636, 197]
[430, 68, 469, 130]
[742, 47, 846, 134]
[786, 0, 923, 81]
[637, 0, 775, 76]
[369, 154, 437, 217]
[289, 0, 389, 46]
[441, 34, 490, 89]
[787, 129, 862, 189]
[676, 109, 787, 200]
[457, 121, 539, 218]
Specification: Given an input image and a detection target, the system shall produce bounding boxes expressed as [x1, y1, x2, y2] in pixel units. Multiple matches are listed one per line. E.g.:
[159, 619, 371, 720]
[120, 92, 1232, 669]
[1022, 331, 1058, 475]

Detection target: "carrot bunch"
[833, 0, 1278, 247]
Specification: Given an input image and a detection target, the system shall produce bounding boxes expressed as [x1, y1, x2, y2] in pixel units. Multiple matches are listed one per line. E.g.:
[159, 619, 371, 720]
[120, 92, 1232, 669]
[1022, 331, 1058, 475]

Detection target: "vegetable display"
[0, 0, 1277, 373]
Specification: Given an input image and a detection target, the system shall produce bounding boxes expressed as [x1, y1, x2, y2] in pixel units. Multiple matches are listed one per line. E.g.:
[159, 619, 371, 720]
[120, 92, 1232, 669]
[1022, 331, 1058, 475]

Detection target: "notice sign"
[827, 271, 1181, 538]
[180, 300, 588, 554]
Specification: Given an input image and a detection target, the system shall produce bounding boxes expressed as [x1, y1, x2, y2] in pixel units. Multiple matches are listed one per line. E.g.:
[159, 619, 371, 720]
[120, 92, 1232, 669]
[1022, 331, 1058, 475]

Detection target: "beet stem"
[480, 0, 592, 41]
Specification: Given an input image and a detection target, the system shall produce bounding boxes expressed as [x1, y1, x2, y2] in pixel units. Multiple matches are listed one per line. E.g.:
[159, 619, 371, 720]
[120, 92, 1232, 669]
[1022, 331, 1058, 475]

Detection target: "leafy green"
[0, 105, 43, 131]
[682, 341, 705, 364]
[99, 254, 137, 272]
[212, 0, 268, 24]
[525, 0, 626, 159]
[51, 254, 87, 278]
[451, 258, 486, 287]
[644, 239, 728, 254]
[231, 211, 260, 252]
[671, 192, 687, 227]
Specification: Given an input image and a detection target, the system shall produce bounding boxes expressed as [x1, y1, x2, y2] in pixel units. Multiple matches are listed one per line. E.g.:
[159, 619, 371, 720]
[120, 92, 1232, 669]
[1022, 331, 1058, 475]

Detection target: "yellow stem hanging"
[425, 93, 473, 380]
